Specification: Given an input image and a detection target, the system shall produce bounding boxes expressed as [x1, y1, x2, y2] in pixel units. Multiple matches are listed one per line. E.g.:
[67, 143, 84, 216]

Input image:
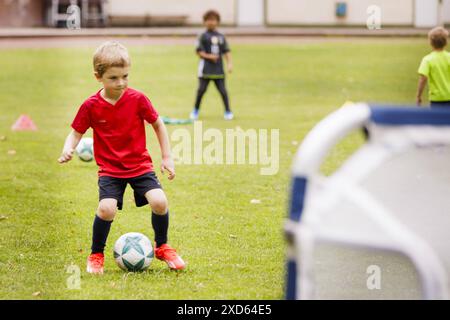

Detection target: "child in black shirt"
[190, 10, 234, 120]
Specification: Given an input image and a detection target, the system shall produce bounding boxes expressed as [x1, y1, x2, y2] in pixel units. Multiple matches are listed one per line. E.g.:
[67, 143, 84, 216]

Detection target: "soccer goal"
[285, 103, 450, 300]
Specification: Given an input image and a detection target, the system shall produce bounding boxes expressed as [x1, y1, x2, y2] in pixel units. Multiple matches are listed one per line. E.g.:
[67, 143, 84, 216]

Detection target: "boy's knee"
[97, 201, 117, 220]
[151, 198, 168, 215]
[145, 189, 168, 215]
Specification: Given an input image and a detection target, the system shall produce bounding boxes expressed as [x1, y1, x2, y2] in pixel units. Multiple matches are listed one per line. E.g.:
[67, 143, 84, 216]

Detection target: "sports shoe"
[155, 244, 186, 270]
[189, 109, 199, 120]
[224, 111, 234, 120]
[87, 253, 104, 274]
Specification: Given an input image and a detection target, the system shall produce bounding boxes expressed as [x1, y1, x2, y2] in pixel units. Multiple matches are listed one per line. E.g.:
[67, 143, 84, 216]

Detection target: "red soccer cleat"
[154, 244, 186, 270]
[87, 253, 104, 274]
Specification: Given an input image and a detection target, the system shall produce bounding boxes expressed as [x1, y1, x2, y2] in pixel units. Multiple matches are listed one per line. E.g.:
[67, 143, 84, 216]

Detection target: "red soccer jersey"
[71, 88, 159, 178]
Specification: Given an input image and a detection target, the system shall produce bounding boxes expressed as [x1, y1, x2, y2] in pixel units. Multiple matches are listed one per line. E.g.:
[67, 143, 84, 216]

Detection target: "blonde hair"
[93, 41, 130, 77]
[428, 27, 449, 49]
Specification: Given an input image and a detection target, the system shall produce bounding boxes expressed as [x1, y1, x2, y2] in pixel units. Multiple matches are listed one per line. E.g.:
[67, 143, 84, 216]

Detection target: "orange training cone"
[11, 114, 38, 131]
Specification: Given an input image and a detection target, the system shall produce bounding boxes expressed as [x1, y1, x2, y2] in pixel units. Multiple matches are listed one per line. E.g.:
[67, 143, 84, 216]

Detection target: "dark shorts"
[98, 172, 162, 210]
[431, 101, 450, 108]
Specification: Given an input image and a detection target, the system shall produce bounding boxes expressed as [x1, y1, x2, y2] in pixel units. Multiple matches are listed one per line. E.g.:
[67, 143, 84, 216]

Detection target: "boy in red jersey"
[58, 41, 185, 274]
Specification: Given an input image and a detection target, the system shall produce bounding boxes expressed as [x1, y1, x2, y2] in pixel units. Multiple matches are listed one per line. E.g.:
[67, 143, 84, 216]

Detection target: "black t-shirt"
[196, 30, 230, 79]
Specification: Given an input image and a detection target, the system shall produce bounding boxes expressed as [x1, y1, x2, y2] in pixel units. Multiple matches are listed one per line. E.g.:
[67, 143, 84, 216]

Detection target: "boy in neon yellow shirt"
[417, 27, 450, 107]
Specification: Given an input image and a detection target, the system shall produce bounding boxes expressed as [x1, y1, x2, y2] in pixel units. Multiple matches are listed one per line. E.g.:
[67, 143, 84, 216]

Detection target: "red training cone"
[11, 114, 38, 131]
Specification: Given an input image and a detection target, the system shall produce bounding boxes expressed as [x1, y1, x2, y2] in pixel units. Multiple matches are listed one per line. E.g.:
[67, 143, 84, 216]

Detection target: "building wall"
[267, 0, 414, 26]
[0, 0, 447, 28]
[107, 0, 449, 27]
[444, 0, 450, 24]
[0, 0, 44, 27]
[107, 0, 236, 25]
[106, 0, 450, 27]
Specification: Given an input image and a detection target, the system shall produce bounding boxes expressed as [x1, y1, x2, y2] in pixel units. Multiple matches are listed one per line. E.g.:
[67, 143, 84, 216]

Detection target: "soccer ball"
[113, 232, 154, 272]
[76, 137, 94, 162]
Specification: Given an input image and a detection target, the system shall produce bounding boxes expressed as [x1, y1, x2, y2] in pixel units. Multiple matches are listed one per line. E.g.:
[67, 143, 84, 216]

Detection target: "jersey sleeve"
[222, 35, 230, 53]
[139, 93, 159, 124]
[71, 101, 91, 134]
[196, 33, 207, 52]
[418, 57, 430, 77]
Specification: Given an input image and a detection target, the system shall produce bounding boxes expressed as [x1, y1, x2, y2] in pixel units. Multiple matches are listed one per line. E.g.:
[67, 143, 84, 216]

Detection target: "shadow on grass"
[84, 266, 192, 278]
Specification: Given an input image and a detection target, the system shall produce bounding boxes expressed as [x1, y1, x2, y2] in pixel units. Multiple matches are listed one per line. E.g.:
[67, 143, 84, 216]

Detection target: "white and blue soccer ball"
[76, 137, 94, 162]
[113, 232, 154, 272]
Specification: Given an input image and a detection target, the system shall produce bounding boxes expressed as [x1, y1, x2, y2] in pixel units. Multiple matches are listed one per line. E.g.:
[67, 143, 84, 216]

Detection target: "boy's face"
[95, 66, 129, 96]
[204, 18, 219, 31]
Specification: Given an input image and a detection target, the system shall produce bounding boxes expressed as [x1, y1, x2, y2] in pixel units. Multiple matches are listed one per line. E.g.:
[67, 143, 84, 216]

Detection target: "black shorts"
[431, 101, 450, 108]
[98, 172, 162, 210]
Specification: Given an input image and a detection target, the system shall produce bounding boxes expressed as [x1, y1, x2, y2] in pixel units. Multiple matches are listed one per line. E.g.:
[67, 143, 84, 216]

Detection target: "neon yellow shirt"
[418, 50, 450, 102]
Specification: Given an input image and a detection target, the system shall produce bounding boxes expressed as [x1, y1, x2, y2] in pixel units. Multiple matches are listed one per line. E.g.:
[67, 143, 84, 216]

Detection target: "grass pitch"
[0, 38, 430, 299]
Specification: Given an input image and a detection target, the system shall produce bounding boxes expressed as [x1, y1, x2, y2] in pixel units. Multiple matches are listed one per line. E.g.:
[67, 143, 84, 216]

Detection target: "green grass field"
[0, 38, 431, 299]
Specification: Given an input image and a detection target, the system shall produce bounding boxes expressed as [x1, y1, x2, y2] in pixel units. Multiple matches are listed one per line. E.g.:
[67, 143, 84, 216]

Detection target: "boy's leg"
[145, 188, 169, 247]
[88, 176, 126, 274]
[213, 78, 230, 112]
[91, 198, 118, 254]
[145, 188, 185, 270]
[194, 78, 210, 111]
[129, 172, 185, 270]
[87, 199, 117, 274]
[129, 173, 167, 246]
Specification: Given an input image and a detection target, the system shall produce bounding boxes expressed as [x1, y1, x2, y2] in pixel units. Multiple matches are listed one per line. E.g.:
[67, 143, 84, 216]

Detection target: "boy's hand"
[58, 148, 75, 164]
[416, 96, 422, 106]
[198, 51, 219, 63]
[209, 54, 220, 63]
[227, 63, 233, 73]
[161, 157, 175, 180]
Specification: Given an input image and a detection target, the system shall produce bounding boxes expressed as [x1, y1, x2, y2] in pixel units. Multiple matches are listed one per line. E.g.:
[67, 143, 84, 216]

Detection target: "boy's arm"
[224, 52, 233, 73]
[197, 51, 219, 63]
[416, 75, 428, 106]
[151, 117, 175, 180]
[196, 33, 218, 62]
[58, 129, 83, 163]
